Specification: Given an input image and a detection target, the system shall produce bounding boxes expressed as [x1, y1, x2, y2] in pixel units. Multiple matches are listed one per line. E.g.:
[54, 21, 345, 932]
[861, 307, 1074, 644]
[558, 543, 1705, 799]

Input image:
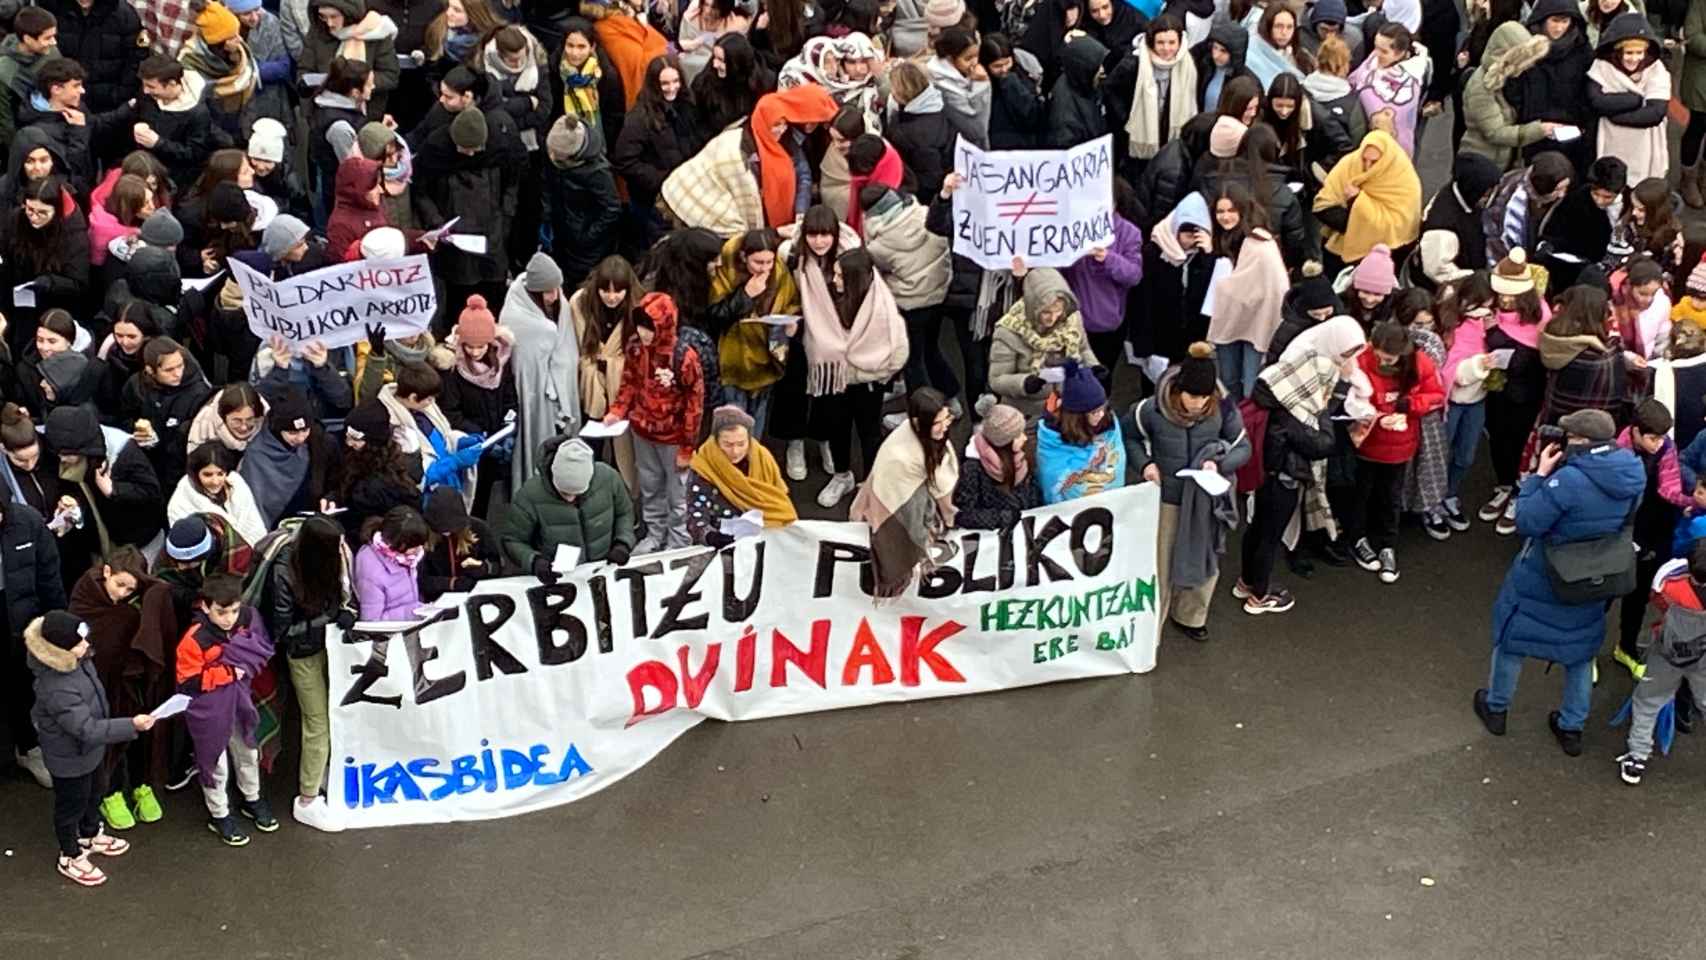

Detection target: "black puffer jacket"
[368, 0, 440, 57]
[888, 93, 954, 203]
[1044, 36, 1109, 149]
[1132, 112, 1216, 232]
[1254, 376, 1343, 484]
[39, 0, 146, 113]
[988, 66, 1045, 150]
[1, 503, 63, 641]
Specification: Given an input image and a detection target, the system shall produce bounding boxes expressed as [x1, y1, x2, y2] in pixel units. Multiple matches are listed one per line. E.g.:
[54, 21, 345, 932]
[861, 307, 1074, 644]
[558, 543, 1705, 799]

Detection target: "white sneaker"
[818, 471, 857, 508]
[882, 412, 907, 432]
[15, 747, 50, 788]
[57, 853, 106, 887]
[785, 440, 806, 481]
[80, 828, 130, 857]
[818, 441, 836, 474]
[293, 795, 345, 833]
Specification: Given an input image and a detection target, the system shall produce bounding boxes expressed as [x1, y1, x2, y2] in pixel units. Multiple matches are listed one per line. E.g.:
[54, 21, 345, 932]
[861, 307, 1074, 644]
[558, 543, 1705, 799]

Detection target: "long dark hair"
[578, 256, 642, 357]
[1211, 181, 1263, 257]
[1629, 177, 1681, 263]
[1549, 285, 1611, 341]
[691, 34, 774, 132]
[11, 176, 67, 275]
[186, 444, 228, 503]
[792, 204, 843, 273]
[1258, 3, 1313, 73]
[1442, 271, 1494, 344]
[639, 229, 721, 319]
[833, 248, 875, 330]
[363, 505, 431, 550]
[1263, 74, 1305, 159]
[634, 54, 692, 132]
[290, 516, 346, 616]
[908, 387, 951, 492]
[333, 428, 416, 504]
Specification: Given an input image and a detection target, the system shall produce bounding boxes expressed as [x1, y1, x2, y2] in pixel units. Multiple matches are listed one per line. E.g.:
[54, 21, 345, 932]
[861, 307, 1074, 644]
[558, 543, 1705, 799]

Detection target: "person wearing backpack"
[1617, 540, 1706, 786]
[1475, 409, 1645, 757]
[601, 292, 704, 554]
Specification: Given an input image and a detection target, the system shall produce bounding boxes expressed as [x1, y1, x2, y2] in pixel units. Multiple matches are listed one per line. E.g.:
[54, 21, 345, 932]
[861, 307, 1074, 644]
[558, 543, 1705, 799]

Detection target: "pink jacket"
[1617, 426, 1690, 509]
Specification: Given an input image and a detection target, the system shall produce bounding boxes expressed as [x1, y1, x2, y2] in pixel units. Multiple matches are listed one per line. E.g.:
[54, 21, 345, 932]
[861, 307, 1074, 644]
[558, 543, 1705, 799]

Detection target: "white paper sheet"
[13, 282, 34, 307]
[479, 422, 516, 449]
[420, 216, 461, 245]
[740, 313, 801, 326]
[1176, 467, 1231, 497]
[301, 72, 327, 87]
[580, 419, 630, 438]
[181, 270, 225, 293]
[447, 234, 487, 254]
[1199, 257, 1233, 315]
[1039, 365, 1067, 384]
[428, 592, 471, 612]
[552, 543, 581, 573]
[718, 509, 765, 539]
[150, 693, 191, 719]
[1143, 355, 1170, 384]
[353, 620, 431, 633]
[1488, 348, 1515, 370]
[1549, 125, 1582, 142]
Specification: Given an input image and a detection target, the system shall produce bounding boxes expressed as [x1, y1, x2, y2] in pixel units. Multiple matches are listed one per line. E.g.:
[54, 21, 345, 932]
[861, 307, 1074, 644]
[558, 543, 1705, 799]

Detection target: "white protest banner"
[326, 485, 1161, 828]
[950, 134, 1116, 270]
[228, 254, 436, 350]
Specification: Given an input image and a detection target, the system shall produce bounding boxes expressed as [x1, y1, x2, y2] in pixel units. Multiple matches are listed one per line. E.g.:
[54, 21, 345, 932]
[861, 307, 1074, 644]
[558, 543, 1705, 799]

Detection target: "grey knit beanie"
[551, 438, 595, 496]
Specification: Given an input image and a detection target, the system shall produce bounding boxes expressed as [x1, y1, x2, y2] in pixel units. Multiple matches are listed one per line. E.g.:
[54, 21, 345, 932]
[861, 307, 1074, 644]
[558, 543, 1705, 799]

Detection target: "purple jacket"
[1063, 214, 1144, 334]
[355, 543, 423, 621]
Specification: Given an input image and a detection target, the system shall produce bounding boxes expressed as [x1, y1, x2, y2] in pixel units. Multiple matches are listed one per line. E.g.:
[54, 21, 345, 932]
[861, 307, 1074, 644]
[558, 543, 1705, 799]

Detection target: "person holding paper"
[685, 405, 797, 547]
[1124, 342, 1251, 642]
[45, 405, 165, 560]
[120, 337, 214, 491]
[27, 611, 157, 886]
[419, 485, 503, 601]
[440, 295, 518, 517]
[1509, 0, 1596, 173]
[415, 104, 516, 312]
[67, 547, 176, 833]
[1345, 323, 1445, 585]
[375, 361, 483, 508]
[988, 265, 1098, 420]
[1438, 275, 1500, 534]
[707, 229, 800, 434]
[353, 506, 429, 621]
[603, 293, 703, 552]
[501, 436, 636, 580]
[1478, 250, 1551, 534]
[0, 176, 91, 337]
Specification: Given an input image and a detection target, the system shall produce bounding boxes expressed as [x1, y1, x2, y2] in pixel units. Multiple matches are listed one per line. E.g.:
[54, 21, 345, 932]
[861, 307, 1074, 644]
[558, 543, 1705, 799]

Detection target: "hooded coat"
[1417, 152, 1503, 287]
[300, 0, 401, 111]
[324, 156, 390, 262]
[887, 86, 954, 203]
[46, 407, 164, 553]
[1491, 442, 1644, 665]
[502, 275, 581, 492]
[0, 503, 64, 640]
[988, 268, 1099, 418]
[1585, 13, 1670, 186]
[607, 298, 704, 455]
[1045, 36, 1110, 150]
[1131, 112, 1217, 232]
[500, 433, 636, 568]
[1124, 364, 1252, 504]
[1460, 22, 1552, 171]
[1192, 23, 1256, 110]
[1507, 0, 1594, 143]
[27, 617, 137, 779]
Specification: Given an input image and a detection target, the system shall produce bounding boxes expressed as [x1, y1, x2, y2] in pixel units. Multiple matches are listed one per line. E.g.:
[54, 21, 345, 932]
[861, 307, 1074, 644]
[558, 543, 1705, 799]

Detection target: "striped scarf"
[560, 53, 602, 127]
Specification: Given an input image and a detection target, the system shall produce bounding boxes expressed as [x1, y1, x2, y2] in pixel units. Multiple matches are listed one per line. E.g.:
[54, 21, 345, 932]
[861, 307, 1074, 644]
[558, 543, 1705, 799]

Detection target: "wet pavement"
[4, 111, 1703, 960]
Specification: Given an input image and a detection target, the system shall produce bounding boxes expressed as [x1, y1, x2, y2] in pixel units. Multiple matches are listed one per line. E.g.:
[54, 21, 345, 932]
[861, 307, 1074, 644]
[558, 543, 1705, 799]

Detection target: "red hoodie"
[1356, 347, 1445, 464]
[609, 293, 703, 457]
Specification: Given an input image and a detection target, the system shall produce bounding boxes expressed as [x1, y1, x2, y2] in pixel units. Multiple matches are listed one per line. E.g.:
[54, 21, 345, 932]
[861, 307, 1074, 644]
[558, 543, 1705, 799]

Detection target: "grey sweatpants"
[633, 435, 689, 550]
[1627, 656, 1706, 760]
[201, 730, 261, 819]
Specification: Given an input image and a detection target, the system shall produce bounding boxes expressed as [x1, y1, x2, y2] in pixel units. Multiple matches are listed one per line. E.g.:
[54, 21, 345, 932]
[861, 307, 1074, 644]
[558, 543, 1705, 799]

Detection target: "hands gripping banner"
[949, 134, 1116, 270]
[326, 485, 1161, 828]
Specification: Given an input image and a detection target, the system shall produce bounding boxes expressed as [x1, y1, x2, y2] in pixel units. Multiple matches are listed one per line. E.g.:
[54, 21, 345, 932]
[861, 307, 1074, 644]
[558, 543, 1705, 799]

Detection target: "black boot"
[1285, 548, 1315, 579]
[1548, 711, 1583, 757]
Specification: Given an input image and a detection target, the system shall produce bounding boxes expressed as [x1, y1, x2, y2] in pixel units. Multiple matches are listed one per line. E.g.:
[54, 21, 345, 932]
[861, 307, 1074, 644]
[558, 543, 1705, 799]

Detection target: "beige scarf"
[1126, 43, 1198, 160]
[798, 261, 910, 396]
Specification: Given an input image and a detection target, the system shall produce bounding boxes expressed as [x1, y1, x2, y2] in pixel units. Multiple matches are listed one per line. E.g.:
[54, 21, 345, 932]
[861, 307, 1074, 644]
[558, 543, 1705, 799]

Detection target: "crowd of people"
[8, 0, 1706, 888]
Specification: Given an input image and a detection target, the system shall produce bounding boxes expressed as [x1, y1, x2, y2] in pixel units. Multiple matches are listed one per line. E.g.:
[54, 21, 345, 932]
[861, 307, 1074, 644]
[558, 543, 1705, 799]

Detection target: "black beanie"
[42, 611, 87, 650]
[1177, 342, 1218, 396]
[1293, 276, 1338, 314]
[208, 182, 251, 224]
[423, 484, 469, 535]
[342, 401, 391, 447]
[267, 388, 312, 435]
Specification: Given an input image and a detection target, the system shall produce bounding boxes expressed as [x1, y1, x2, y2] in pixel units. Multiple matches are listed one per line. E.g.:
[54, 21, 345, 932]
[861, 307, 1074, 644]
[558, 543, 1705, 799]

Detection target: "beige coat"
[568, 288, 637, 492]
[861, 197, 951, 310]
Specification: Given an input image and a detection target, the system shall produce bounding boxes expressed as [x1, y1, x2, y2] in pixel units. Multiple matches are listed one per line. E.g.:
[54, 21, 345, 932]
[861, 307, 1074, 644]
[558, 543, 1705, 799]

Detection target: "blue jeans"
[1485, 646, 1593, 731]
[721, 385, 772, 438]
[1444, 400, 1486, 499]
[1216, 341, 1262, 401]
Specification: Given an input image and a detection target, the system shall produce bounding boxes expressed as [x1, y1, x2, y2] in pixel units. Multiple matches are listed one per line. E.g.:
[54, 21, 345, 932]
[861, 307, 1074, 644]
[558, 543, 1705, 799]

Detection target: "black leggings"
[810, 383, 884, 479]
[1685, 111, 1706, 167]
[903, 306, 961, 400]
[1241, 480, 1300, 598]
[53, 766, 108, 858]
[1485, 395, 1541, 489]
[1347, 459, 1406, 551]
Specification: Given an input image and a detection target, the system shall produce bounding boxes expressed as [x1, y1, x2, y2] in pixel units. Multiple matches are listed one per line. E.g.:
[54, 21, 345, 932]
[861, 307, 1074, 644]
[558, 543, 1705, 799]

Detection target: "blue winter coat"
[1491, 443, 1646, 665]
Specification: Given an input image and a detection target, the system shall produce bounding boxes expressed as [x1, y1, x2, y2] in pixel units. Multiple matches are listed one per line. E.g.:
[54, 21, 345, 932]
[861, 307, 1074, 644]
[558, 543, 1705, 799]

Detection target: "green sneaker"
[99, 791, 136, 831]
[131, 785, 163, 823]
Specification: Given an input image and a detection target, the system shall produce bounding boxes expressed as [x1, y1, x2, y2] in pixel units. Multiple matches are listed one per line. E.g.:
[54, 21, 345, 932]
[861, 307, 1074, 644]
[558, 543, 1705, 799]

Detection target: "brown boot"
[1683, 164, 1706, 209]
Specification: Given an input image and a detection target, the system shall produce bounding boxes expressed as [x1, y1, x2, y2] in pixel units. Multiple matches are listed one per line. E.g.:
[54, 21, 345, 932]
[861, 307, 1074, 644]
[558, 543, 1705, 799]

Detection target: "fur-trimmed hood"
[24, 617, 78, 674]
[1481, 22, 1552, 93]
